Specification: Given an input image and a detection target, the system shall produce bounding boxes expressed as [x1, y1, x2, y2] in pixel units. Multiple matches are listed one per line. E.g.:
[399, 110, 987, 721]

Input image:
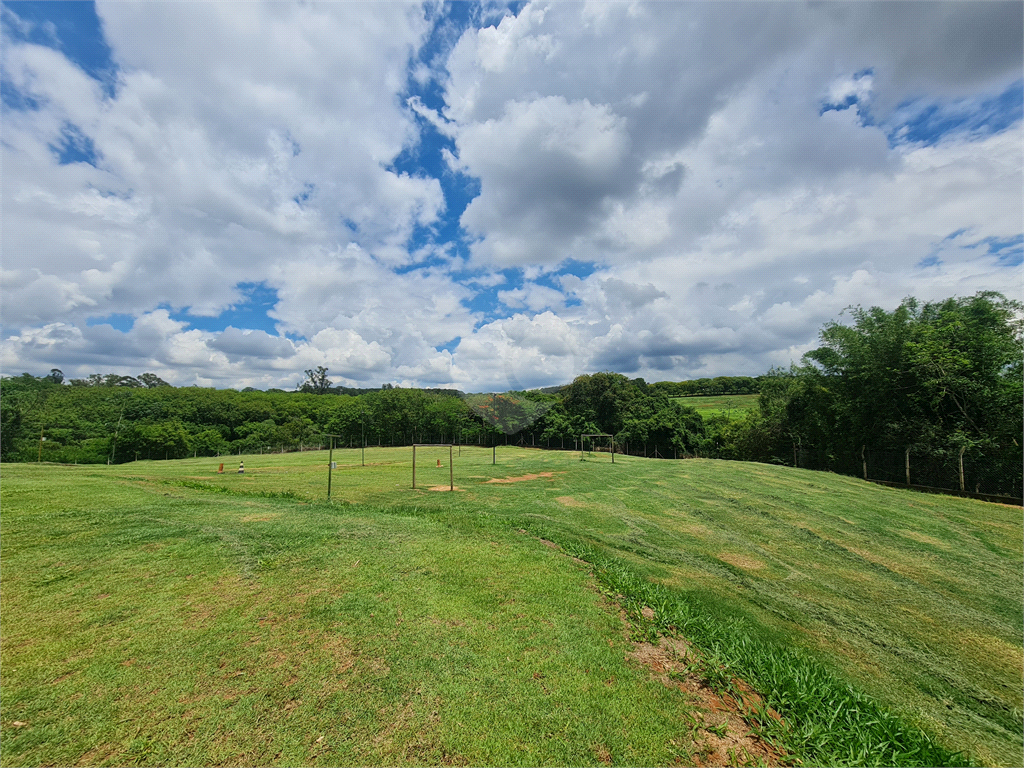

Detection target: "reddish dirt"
[516, 529, 787, 767]
[627, 637, 785, 766]
[485, 472, 557, 484]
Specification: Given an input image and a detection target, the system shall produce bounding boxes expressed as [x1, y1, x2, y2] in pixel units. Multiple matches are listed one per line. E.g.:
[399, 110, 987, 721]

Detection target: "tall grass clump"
[545, 532, 970, 767]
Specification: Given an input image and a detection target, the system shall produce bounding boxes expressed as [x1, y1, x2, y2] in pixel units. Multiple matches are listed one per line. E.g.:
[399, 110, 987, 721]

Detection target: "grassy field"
[2, 447, 1021, 766]
[670, 394, 759, 417]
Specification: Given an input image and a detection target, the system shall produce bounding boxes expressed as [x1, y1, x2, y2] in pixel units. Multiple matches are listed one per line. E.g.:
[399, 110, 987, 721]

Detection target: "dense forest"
[2, 292, 1020, 497]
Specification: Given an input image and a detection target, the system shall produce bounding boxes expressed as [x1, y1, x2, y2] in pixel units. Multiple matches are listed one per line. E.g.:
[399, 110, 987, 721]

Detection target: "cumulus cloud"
[1, 1, 441, 328]
[1, 1, 1020, 391]
[207, 327, 296, 360]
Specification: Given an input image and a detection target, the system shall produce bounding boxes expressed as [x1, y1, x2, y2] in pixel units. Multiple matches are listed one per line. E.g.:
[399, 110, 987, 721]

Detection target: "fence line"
[795, 443, 1022, 505]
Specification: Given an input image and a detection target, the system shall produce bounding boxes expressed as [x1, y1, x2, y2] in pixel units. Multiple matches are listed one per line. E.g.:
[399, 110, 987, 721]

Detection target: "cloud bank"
[2, 1, 1021, 391]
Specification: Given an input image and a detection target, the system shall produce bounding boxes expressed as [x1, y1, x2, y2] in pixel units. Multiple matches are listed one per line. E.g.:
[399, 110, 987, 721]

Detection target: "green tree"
[298, 366, 332, 394]
[139, 372, 170, 388]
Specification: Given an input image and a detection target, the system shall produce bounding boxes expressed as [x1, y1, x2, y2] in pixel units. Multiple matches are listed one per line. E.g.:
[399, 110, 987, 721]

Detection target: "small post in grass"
[322, 433, 342, 500]
[905, 447, 911, 486]
[958, 446, 966, 491]
[411, 443, 455, 490]
[580, 433, 614, 462]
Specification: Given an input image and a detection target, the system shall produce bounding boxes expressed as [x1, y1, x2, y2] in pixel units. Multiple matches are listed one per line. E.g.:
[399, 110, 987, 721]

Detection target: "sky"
[1, 1, 1021, 392]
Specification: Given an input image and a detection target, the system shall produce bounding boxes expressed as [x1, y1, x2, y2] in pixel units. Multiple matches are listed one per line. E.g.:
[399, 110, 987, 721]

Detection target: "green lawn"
[670, 393, 759, 417]
[2, 447, 1021, 766]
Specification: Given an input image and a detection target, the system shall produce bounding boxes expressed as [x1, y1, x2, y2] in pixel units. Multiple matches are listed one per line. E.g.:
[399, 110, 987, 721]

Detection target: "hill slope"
[2, 449, 1020, 765]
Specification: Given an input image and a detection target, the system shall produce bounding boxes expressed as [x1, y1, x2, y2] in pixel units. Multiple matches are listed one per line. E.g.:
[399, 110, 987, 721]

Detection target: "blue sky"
[2, 1, 1021, 391]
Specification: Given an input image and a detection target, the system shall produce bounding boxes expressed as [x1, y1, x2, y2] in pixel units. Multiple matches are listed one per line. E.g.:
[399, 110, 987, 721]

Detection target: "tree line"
[2, 292, 1019, 496]
[703, 292, 1022, 496]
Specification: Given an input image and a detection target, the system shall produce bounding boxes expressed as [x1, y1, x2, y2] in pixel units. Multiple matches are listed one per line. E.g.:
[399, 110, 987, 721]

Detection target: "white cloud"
[1, 1, 1020, 391]
[2, 1, 440, 328]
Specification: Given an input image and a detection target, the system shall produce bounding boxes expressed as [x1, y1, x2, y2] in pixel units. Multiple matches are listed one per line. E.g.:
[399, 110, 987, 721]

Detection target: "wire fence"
[795, 444, 1022, 504]
[137, 427, 1020, 505]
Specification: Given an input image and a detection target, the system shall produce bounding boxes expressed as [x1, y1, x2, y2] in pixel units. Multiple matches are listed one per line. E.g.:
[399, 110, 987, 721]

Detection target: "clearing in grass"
[671, 393, 759, 417]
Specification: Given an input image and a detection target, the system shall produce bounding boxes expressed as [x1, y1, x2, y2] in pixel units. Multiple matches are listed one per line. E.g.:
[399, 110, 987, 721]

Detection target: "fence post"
[905, 447, 911, 486]
[862, 445, 867, 481]
[959, 446, 966, 491]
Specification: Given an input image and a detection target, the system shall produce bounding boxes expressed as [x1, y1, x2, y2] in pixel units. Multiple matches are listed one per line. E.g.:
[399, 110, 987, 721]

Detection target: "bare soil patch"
[528, 530, 784, 767]
[628, 637, 784, 767]
[486, 472, 556, 484]
[427, 485, 463, 492]
[556, 495, 585, 507]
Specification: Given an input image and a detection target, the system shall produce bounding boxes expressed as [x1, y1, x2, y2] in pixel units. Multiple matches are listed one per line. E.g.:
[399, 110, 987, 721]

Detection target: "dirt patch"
[718, 553, 766, 570]
[627, 637, 784, 767]
[592, 743, 613, 765]
[556, 495, 585, 507]
[524, 529, 784, 767]
[426, 485, 462, 492]
[486, 472, 556, 484]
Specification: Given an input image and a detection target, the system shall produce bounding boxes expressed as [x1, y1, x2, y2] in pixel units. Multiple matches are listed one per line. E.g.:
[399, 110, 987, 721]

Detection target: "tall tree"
[298, 366, 332, 394]
[138, 372, 170, 388]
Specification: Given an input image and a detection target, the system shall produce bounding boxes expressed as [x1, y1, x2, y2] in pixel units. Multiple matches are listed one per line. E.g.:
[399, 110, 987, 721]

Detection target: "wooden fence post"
[959, 446, 966, 491]
[861, 445, 867, 481]
[905, 447, 911, 486]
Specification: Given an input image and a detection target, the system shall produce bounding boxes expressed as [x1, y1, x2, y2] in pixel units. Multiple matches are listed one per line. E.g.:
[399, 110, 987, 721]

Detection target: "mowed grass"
[3, 447, 1022, 765]
[669, 393, 759, 416]
[1, 462, 696, 766]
